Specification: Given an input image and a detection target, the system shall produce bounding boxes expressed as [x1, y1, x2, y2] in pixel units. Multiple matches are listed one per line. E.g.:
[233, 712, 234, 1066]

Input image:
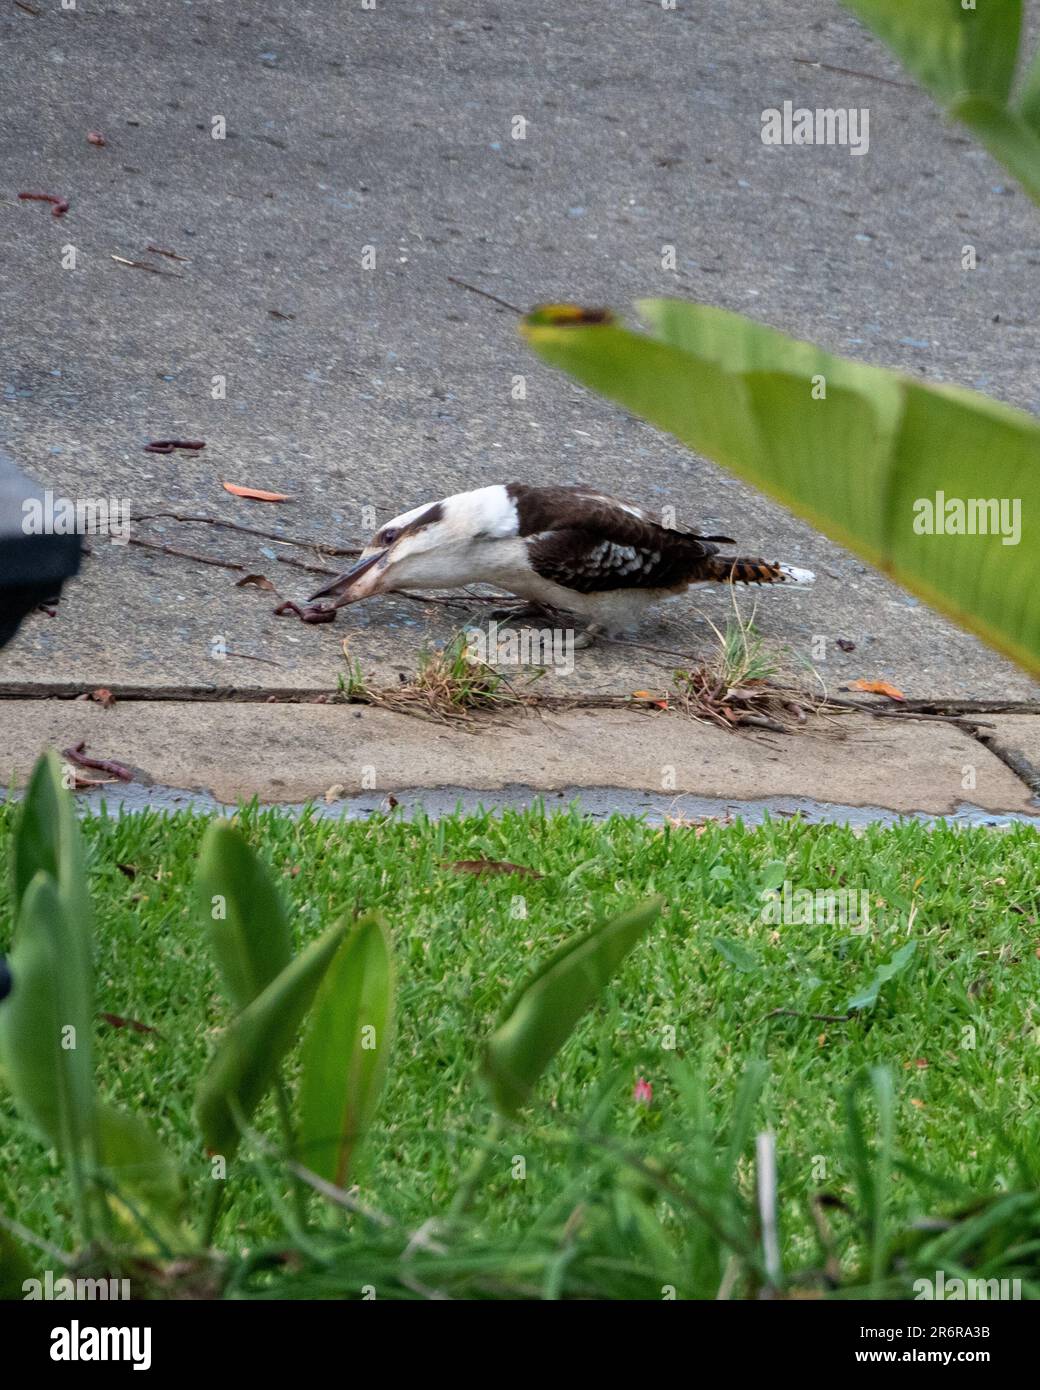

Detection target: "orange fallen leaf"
[846, 678, 906, 701]
[222, 483, 294, 502]
[91, 687, 116, 708]
[632, 690, 668, 708]
[235, 573, 278, 592]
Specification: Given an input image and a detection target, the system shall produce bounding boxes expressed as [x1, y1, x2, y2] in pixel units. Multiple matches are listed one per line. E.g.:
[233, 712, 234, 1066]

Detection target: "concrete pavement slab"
[2, 0, 1038, 701]
[1, 699, 1035, 816]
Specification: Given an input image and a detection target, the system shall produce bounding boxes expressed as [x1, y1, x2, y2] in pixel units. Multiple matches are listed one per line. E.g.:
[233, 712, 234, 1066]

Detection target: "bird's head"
[307, 501, 447, 608]
[308, 487, 518, 609]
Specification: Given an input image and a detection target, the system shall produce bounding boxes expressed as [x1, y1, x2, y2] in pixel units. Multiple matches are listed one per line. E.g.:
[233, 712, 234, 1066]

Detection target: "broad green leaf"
[522, 301, 1040, 675]
[712, 936, 759, 974]
[953, 95, 1040, 205]
[1015, 42, 1040, 134]
[95, 1104, 187, 1246]
[483, 897, 663, 1118]
[0, 873, 97, 1162]
[841, 0, 1022, 106]
[840, 1, 1040, 204]
[846, 941, 917, 1013]
[196, 821, 293, 1012]
[11, 751, 93, 986]
[298, 914, 395, 1184]
[195, 918, 350, 1157]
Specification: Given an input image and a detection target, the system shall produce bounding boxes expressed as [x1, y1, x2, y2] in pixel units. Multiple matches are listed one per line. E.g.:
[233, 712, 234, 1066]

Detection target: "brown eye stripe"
[379, 502, 443, 546]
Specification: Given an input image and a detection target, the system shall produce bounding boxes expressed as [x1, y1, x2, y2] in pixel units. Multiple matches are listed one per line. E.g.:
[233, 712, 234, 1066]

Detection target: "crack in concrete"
[964, 726, 1040, 797]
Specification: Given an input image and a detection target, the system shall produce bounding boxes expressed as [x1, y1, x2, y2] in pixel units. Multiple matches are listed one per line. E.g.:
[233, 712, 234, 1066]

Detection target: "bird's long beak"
[307, 549, 386, 607]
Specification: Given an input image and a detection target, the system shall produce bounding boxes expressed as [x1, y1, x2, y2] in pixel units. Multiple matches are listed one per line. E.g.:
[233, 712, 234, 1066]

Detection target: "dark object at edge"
[0, 448, 83, 648]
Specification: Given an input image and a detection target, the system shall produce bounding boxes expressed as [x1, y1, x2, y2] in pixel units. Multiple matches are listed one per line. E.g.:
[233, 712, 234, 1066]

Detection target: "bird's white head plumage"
[309, 486, 522, 607]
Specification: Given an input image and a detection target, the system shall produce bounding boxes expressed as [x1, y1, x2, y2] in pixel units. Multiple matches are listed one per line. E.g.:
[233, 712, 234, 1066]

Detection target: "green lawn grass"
[1, 804, 1038, 1297]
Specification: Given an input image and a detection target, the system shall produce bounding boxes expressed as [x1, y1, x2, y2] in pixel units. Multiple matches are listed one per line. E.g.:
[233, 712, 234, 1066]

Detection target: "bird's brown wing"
[527, 527, 718, 594]
[507, 483, 720, 593]
[507, 483, 662, 536]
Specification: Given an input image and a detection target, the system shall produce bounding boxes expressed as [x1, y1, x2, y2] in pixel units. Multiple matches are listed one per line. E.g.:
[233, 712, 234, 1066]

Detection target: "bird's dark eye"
[381, 528, 398, 547]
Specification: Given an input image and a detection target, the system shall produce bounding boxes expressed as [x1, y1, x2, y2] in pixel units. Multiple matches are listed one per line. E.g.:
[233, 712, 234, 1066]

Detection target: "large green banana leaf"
[522, 300, 1040, 675]
[840, 0, 1040, 205]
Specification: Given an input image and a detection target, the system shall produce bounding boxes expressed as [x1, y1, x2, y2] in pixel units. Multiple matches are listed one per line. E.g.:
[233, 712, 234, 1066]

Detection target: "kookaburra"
[309, 483, 813, 640]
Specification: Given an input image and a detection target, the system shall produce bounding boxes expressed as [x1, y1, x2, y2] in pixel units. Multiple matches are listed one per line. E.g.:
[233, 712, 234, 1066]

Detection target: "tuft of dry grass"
[336, 633, 535, 725]
[671, 607, 836, 734]
[332, 609, 839, 735]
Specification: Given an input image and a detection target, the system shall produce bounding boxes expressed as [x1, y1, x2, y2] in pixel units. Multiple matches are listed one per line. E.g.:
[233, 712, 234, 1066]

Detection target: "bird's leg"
[484, 600, 558, 624]
[571, 623, 604, 650]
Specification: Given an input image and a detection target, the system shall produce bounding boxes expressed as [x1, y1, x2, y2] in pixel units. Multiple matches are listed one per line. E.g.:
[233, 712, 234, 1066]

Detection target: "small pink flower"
[632, 1076, 653, 1106]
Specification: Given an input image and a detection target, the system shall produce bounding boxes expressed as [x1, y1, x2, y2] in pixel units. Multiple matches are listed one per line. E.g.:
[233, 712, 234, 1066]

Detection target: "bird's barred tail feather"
[702, 556, 815, 586]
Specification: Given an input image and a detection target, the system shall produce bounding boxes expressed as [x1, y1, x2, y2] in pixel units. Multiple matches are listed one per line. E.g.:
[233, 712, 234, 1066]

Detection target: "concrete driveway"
[2, 0, 1039, 814]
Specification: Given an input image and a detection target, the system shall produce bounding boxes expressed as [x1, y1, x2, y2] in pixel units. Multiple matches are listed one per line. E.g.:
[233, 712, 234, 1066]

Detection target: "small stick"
[793, 56, 914, 90]
[111, 254, 182, 278]
[111, 255, 163, 274]
[274, 555, 338, 577]
[447, 275, 524, 315]
[224, 651, 284, 667]
[131, 511, 363, 554]
[127, 536, 246, 571]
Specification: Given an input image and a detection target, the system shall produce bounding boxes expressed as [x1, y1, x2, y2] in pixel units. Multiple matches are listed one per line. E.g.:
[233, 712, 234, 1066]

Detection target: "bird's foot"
[571, 623, 604, 650]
